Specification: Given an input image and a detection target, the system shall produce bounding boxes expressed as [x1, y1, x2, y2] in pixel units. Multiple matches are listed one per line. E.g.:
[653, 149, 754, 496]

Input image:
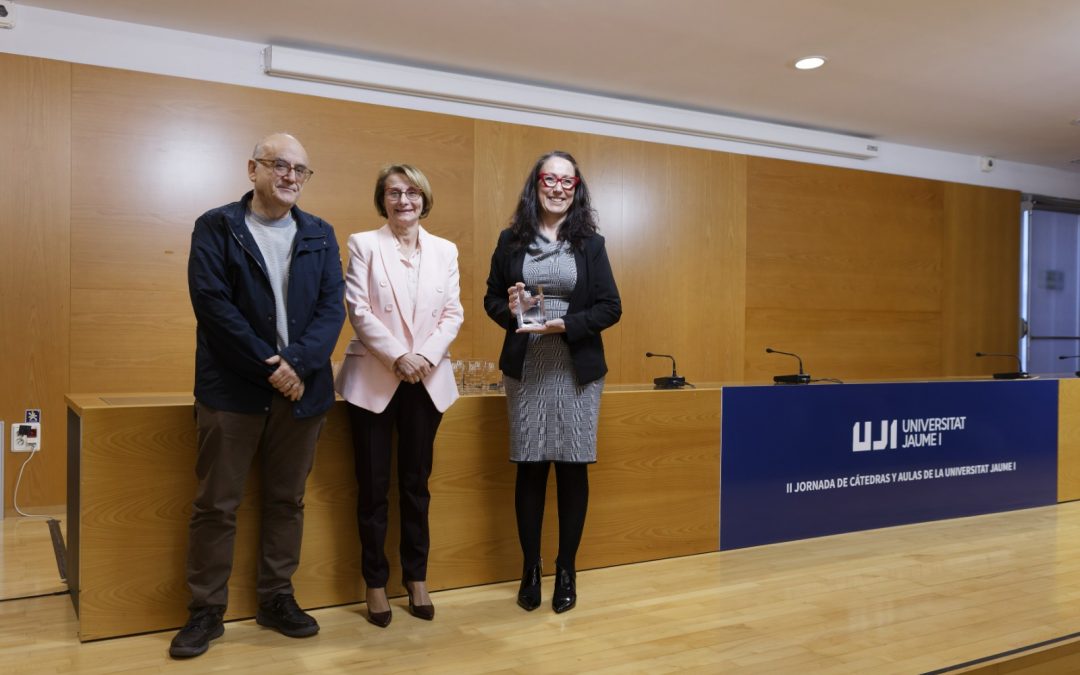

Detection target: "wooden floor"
[7, 504, 1080, 673]
[0, 509, 66, 600]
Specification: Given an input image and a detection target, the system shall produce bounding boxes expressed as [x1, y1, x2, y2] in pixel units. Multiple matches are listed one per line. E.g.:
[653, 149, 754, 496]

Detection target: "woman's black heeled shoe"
[367, 608, 392, 627]
[517, 559, 542, 611]
[405, 582, 435, 621]
[552, 566, 576, 614]
[365, 588, 392, 628]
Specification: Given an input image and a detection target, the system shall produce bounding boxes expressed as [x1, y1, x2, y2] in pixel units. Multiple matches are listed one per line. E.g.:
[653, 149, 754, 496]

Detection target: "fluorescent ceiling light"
[263, 46, 878, 160]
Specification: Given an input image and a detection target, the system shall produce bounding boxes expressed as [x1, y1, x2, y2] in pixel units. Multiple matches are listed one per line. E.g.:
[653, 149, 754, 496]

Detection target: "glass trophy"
[516, 284, 546, 328]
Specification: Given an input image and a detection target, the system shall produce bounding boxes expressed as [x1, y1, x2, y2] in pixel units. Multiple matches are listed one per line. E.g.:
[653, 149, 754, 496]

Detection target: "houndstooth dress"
[504, 234, 603, 463]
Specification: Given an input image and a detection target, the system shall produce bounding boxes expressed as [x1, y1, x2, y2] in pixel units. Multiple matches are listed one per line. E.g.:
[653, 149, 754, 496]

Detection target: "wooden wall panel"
[4, 54, 1025, 509]
[68, 289, 194, 393]
[711, 152, 749, 382]
[617, 144, 745, 384]
[69, 65, 476, 394]
[942, 183, 1021, 375]
[746, 158, 944, 313]
[744, 309, 942, 382]
[745, 157, 946, 380]
[0, 54, 71, 510]
[1058, 379, 1080, 502]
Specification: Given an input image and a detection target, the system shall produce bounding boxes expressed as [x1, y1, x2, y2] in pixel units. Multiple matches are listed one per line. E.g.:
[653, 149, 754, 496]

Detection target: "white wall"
[2, 5, 1077, 199]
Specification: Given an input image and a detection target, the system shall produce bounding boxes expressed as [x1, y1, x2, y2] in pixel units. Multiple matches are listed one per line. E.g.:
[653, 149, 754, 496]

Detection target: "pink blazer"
[335, 224, 464, 413]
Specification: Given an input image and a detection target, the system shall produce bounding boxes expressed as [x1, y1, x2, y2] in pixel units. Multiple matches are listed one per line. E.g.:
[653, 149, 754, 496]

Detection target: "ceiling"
[17, 0, 1080, 172]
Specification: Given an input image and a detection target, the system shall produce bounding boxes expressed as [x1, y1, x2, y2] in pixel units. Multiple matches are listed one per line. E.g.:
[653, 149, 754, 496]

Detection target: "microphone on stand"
[765, 347, 811, 384]
[975, 352, 1031, 380]
[645, 352, 687, 389]
[1057, 354, 1080, 377]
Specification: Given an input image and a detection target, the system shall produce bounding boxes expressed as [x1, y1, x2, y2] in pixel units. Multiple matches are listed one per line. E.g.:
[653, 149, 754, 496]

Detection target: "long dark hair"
[507, 150, 598, 250]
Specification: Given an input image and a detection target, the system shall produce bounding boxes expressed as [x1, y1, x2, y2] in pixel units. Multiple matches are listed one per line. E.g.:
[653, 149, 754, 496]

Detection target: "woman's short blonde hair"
[374, 164, 434, 219]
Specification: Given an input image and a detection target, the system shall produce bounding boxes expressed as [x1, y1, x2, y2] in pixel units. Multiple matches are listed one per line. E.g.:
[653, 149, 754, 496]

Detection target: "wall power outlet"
[11, 421, 40, 452]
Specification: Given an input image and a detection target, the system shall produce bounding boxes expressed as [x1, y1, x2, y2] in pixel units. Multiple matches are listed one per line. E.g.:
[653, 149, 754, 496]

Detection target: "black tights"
[515, 462, 589, 575]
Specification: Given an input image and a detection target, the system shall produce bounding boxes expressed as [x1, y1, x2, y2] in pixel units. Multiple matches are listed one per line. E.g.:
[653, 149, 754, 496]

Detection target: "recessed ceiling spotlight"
[794, 56, 828, 70]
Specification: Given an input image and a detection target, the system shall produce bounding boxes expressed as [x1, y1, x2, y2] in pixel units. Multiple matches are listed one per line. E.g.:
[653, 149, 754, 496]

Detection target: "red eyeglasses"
[538, 173, 580, 191]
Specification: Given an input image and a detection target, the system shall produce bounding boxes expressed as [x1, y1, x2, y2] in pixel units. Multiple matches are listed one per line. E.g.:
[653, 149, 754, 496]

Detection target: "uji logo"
[852, 420, 898, 452]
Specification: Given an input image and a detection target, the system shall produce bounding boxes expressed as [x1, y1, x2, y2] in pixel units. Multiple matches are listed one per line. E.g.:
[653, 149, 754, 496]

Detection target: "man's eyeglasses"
[254, 157, 314, 183]
[538, 173, 580, 191]
[387, 189, 424, 202]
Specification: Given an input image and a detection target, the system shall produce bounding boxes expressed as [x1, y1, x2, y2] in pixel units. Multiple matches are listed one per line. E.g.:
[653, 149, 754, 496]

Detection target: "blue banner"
[720, 380, 1058, 550]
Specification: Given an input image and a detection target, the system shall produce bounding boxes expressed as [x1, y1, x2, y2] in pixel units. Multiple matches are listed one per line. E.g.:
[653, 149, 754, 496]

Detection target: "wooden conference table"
[66, 386, 720, 641]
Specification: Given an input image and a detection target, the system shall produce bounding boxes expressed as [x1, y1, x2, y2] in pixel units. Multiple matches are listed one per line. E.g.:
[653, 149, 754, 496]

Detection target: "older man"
[171, 133, 345, 658]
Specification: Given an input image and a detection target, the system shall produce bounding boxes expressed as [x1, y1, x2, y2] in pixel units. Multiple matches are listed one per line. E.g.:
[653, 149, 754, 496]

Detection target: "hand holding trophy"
[515, 284, 546, 329]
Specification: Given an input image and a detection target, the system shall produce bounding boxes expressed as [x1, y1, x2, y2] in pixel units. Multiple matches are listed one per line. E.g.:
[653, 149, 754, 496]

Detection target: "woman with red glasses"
[484, 150, 622, 614]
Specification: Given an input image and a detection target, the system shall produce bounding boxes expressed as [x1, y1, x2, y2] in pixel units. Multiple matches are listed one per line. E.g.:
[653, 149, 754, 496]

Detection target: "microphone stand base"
[773, 374, 811, 385]
[653, 376, 687, 389]
[992, 372, 1032, 380]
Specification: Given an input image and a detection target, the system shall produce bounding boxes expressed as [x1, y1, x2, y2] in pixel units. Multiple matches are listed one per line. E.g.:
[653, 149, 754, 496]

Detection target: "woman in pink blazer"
[335, 164, 463, 627]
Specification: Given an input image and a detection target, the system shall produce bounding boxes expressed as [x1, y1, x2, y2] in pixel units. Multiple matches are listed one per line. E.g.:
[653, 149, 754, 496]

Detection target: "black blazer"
[484, 228, 622, 385]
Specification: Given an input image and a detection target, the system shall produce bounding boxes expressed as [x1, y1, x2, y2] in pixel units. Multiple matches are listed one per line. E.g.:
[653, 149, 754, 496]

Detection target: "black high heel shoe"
[517, 559, 542, 611]
[405, 581, 435, 621]
[365, 587, 392, 628]
[552, 566, 576, 614]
